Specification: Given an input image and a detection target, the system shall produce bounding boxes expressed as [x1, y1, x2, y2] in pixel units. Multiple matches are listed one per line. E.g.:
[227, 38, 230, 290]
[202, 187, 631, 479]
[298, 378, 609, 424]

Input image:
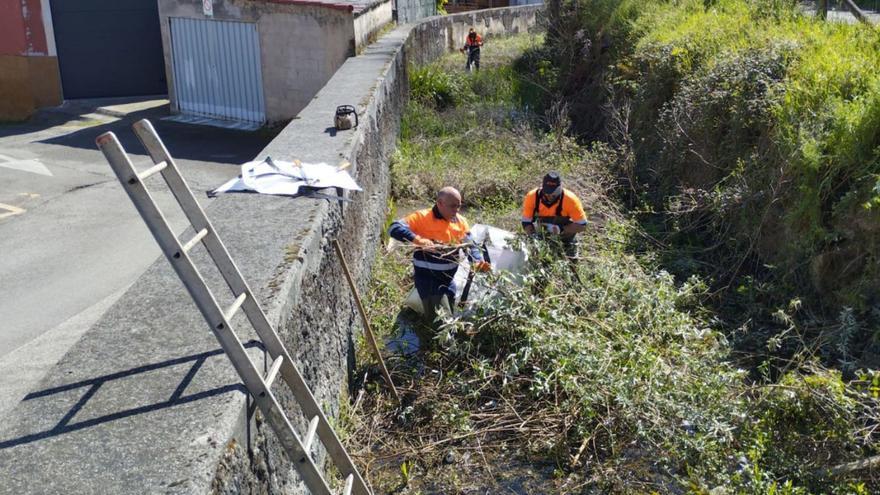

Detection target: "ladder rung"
[265, 355, 284, 388]
[223, 293, 247, 322]
[303, 415, 319, 452]
[103, 120, 374, 495]
[181, 228, 209, 253]
[136, 161, 167, 181]
[342, 474, 354, 495]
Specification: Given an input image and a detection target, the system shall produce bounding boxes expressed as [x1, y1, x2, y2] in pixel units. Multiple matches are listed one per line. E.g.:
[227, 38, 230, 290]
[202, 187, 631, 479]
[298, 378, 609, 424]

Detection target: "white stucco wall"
[352, 1, 392, 52]
[158, 0, 356, 124]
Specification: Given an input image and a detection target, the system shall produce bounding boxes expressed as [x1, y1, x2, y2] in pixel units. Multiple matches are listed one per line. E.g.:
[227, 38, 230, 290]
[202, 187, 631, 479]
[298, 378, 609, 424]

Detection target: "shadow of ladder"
[95, 119, 372, 495]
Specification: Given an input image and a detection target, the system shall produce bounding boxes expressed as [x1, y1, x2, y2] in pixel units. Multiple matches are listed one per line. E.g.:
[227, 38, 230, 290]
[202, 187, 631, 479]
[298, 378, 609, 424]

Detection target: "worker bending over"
[521, 172, 588, 259]
[389, 187, 490, 324]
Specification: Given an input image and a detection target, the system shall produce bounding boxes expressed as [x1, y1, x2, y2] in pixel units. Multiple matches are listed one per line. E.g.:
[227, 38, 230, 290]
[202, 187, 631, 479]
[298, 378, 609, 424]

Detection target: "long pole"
[333, 239, 400, 403]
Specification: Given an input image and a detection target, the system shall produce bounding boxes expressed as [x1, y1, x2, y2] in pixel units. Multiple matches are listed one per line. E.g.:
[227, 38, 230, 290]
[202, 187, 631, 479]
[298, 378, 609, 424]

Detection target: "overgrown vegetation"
[542, 0, 880, 368]
[344, 30, 880, 493]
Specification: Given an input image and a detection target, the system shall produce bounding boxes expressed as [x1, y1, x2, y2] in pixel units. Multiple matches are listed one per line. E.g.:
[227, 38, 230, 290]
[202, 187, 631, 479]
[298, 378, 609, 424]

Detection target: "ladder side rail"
[96, 132, 335, 495]
[132, 120, 270, 349]
[132, 120, 372, 495]
[131, 119, 263, 321]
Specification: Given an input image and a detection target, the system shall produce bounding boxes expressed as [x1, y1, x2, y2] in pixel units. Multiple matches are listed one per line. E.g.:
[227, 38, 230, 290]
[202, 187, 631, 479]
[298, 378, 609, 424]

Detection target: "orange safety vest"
[521, 188, 587, 227]
[403, 207, 472, 271]
[465, 34, 482, 48]
[403, 207, 471, 244]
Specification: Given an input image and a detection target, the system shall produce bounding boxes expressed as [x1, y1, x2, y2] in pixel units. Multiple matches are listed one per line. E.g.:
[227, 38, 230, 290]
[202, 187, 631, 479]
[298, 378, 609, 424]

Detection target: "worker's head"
[469, 28, 477, 40]
[436, 186, 463, 221]
[541, 171, 562, 199]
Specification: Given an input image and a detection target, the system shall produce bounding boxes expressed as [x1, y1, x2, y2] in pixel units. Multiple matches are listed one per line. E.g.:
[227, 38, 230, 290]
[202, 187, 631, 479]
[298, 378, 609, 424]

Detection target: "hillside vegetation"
[543, 0, 880, 366]
[347, 29, 880, 494]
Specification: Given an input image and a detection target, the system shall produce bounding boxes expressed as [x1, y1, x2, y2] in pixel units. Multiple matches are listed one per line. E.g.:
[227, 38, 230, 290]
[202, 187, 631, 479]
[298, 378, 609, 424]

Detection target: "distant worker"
[389, 187, 490, 324]
[460, 28, 483, 71]
[521, 172, 588, 259]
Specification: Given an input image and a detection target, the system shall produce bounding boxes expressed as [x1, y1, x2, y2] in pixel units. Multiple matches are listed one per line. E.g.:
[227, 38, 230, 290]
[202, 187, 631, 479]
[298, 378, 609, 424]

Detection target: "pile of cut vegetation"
[343, 33, 880, 494]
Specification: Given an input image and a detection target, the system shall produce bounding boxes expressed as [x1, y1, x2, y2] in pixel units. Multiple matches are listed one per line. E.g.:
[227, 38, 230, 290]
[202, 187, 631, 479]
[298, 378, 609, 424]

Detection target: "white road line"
[0, 203, 26, 220]
[0, 154, 53, 176]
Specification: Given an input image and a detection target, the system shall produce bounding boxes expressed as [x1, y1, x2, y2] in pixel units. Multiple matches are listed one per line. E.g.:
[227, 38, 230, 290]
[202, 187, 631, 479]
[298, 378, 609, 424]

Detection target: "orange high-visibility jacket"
[521, 188, 587, 227]
[400, 207, 471, 243]
[464, 33, 482, 48]
[388, 206, 482, 271]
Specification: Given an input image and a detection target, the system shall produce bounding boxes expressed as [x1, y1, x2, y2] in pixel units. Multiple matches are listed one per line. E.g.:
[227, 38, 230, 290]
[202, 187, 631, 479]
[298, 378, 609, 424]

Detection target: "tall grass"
[349, 31, 880, 494]
[543, 0, 880, 362]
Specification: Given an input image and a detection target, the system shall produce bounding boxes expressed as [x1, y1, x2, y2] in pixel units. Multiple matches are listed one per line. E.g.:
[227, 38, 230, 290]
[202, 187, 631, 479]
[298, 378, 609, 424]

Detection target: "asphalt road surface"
[0, 101, 274, 415]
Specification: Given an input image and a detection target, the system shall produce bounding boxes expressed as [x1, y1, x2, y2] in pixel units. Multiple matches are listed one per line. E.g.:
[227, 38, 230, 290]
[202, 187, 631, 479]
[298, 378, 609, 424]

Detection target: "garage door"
[169, 18, 265, 125]
[50, 0, 166, 99]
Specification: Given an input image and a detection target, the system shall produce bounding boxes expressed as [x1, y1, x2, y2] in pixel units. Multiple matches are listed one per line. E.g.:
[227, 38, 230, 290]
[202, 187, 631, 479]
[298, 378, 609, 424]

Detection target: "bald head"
[437, 186, 461, 202]
[435, 187, 462, 221]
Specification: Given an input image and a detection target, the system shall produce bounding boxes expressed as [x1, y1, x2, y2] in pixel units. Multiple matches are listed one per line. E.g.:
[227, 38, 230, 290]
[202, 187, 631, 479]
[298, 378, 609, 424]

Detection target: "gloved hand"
[412, 236, 436, 250]
[473, 260, 491, 272]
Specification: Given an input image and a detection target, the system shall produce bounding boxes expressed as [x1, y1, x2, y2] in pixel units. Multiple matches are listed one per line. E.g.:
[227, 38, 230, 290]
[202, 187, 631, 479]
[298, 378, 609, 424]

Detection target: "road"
[0, 101, 273, 415]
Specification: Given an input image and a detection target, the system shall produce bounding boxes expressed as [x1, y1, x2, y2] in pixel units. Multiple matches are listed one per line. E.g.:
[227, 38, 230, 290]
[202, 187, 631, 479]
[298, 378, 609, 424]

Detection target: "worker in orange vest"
[389, 187, 490, 324]
[460, 28, 483, 71]
[521, 172, 588, 259]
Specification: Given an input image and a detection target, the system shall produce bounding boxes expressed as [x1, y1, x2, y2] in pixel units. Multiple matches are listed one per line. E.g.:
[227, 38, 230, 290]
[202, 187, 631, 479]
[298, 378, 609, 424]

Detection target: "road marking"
[0, 203, 25, 220]
[0, 154, 53, 176]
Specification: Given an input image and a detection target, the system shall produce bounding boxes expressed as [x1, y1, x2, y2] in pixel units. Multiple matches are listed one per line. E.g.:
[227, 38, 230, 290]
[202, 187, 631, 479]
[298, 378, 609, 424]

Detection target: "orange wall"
[0, 0, 49, 55]
[0, 0, 59, 120]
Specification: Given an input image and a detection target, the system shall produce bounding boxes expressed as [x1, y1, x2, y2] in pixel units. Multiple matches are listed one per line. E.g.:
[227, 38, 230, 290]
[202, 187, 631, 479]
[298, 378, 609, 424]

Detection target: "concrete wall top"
[0, 5, 543, 494]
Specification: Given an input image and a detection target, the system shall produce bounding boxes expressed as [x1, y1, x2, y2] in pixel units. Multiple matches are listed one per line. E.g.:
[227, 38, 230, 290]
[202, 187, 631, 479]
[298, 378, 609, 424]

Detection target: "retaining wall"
[0, 5, 543, 494]
[396, 0, 436, 23]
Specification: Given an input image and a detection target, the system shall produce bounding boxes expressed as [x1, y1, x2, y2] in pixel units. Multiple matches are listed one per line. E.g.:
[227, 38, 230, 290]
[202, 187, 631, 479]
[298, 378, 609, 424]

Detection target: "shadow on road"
[0, 341, 265, 450]
[0, 102, 280, 165]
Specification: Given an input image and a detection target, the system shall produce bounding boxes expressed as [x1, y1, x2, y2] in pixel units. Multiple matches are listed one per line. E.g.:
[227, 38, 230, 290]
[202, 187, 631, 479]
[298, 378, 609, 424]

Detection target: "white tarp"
[211, 157, 361, 197]
[403, 223, 527, 314]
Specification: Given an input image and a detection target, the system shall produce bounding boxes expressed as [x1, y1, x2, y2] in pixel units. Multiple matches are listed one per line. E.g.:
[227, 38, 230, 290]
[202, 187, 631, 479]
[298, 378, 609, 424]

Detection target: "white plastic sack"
[211, 157, 361, 197]
[403, 223, 527, 314]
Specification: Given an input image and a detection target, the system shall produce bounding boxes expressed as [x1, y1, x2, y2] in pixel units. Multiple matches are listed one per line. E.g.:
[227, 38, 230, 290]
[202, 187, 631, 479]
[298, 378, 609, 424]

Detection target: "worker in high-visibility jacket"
[460, 28, 483, 71]
[521, 171, 588, 259]
[389, 187, 490, 324]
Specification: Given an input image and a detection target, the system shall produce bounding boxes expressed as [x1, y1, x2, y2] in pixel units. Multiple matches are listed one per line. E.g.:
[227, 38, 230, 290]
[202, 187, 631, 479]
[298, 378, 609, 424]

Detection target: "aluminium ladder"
[95, 119, 371, 495]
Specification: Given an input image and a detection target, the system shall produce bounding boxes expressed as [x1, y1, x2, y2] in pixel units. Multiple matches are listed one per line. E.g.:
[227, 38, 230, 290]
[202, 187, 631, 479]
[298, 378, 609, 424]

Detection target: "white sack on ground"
[211, 157, 361, 197]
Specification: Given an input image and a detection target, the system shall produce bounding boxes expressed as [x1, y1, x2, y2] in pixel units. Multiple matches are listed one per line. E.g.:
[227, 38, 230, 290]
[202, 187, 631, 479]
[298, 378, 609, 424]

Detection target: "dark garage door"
[51, 0, 166, 99]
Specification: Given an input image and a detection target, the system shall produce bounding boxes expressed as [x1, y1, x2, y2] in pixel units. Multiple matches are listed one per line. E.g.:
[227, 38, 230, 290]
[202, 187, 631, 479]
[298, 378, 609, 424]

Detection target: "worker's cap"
[542, 171, 562, 195]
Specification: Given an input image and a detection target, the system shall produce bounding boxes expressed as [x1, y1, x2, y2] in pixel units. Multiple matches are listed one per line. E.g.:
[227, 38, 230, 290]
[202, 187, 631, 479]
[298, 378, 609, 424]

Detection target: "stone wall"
[0, 5, 542, 494]
[396, 0, 436, 24]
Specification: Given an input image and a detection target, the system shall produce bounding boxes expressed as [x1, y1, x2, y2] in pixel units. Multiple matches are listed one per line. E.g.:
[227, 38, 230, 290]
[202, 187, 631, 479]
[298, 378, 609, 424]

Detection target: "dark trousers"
[466, 47, 480, 71]
[413, 266, 457, 325]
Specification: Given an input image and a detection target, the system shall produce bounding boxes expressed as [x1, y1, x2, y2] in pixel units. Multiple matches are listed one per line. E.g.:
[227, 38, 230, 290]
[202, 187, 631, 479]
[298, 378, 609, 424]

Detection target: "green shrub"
[409, 65, 462, 110]
[547, 0, 880, 351]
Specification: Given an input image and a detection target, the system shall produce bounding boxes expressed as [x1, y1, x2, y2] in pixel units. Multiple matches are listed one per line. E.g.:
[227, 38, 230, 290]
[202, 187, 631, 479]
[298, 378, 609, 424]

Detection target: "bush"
[409, 65, 462, 110]
[548, 0, 880, 360]
[354, 29, 880, 495]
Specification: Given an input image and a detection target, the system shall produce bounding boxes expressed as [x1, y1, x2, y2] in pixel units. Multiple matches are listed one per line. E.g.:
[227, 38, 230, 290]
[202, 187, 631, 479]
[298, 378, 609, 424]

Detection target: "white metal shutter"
[169, 17, 266, 125]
